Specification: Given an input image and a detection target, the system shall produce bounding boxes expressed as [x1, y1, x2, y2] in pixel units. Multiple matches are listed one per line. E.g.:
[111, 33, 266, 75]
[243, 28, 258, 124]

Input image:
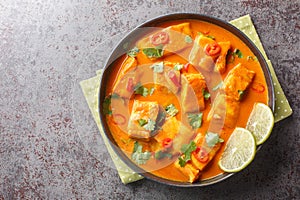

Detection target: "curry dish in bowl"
[99, 14, 274, 186]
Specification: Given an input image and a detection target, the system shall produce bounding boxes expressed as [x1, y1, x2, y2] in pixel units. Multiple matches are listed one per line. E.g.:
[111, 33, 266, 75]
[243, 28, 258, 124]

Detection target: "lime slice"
[218, 127, 256, 173]
[246, 103, 274, 145]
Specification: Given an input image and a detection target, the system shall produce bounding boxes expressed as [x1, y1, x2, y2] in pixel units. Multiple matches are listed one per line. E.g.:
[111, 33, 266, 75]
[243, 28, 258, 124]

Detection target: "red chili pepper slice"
[150, 31, 169, 46]
[204, 43, 221, 56]
[251, 82, 265, 93]
[193, 147, 209, 163]
[183, 63, 190, 72]
[162, 138, 173, 149]
[168, 71, 181, 88]
[113, 113, 127, 125]
[126, 78, 134, 92]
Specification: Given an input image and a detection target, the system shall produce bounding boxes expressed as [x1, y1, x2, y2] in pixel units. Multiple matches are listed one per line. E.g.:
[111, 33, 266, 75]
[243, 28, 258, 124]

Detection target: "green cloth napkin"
[79, 15, 292, 184]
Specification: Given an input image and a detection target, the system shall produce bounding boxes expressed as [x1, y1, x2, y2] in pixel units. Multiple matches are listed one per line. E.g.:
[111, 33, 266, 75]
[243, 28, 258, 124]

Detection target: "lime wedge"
[246, 103, 274, 145]
[218, 127, 256, 173]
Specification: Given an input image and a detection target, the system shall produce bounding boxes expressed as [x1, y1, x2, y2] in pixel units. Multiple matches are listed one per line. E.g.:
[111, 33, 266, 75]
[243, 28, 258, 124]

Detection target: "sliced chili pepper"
[193, 147, 209, 163]
[168, 70, 181, 88]
[150, 31, 169, 46]
[126, 78, 134, 92]
[183, 63, 190, 72]
[113, 113, 127, 125]
[251, 82, 265, 93]
[204, 43, 221, 56]
[162, 138, 173, 149]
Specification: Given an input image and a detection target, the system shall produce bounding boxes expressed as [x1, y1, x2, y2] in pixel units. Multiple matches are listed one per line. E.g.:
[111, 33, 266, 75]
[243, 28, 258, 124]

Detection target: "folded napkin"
[80, 15, 293, 184]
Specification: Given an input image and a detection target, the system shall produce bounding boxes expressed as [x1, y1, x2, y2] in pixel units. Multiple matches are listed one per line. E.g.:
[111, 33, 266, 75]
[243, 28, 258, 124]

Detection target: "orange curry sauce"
[104, 20, 268, 183]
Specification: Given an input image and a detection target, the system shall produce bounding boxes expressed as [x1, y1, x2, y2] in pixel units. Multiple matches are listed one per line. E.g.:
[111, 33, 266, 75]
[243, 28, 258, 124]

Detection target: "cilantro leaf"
[132, 141, 151, 165]
[234, 49, 243, 58]
[137, 119, 147, 127]
[150, 62, 164, 73]
[184, 35, 193, 43]
[187, 113, 203, 129]
[165, 104, 179, 117]
[205, 132, 224, 147]
[142, 47, 164, 58]
[178, 141, 197, 167]
[143, 119, 156, 131]
[103, 95, 112, 115]
[203, 89, 211, 100]
[127, 47, 139, 57]
[134, 83, 148, 97]
[173, 63, 184, 71]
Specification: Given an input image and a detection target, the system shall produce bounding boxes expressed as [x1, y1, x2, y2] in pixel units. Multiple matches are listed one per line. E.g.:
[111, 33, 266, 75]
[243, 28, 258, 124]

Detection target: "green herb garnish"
[203, 89, 211, 100]
[184, 35, 193, 43]
[165, 104, 179, 117]
[178, 141, 197, 167]
[150, 62, 164, 73]
[103, 96, 112, 115]
[187, 113, 203, 129]
[247, 56, 258, 61]
[137, 119, 148, 127]
[132, 141, 151, 165]
[134, 83, 148, 97]
[127, 47, 139, 57]
[205, 132, 224, 147]
[143, 119, 156, 131]
[142, 46, 164, 59]
[174, 63, 184, 71]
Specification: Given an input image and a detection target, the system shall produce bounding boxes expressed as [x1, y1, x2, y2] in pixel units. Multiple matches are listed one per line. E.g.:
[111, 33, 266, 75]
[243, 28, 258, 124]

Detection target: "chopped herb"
[247, 56, 258, 61]
[226, 49, 243, 64]
[134, 83, 148, 97]
[143, 119, 156, 131]
[234, 49, 243, 58]
[103, 95, 112, 115]
[212, 82, 223, 91]
[185, 35, 193, 43]
[203, 89, 211, 100]
[178, 141, 197, 167]
[111, 93, 120, 99]
[205, 132, 224, 147]
[206, 35, 215, 40]
[174, 63, 184, 71]
[142, 46, 164, 59]
[155, 150, 173, 160]
[187, 113, 203, 129]
[127, 47, 140, 57]
[137, 119, 148, 127]
[165, 104, 179, 117]
[132, 141, 151, 165]
[238, 90, 245, 100]
[150, 62, 164, 73]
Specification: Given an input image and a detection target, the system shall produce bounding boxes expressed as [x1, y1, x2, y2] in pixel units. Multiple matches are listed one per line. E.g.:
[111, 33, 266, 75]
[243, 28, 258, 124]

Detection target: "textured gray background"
[0, 0, 299, 199]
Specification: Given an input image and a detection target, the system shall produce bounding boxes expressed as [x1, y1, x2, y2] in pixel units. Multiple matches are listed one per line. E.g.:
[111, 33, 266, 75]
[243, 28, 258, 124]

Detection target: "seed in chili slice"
[168, 70, 181, 88]
[251, 82, 265, 93]
[126, 78, 134, 92]
[204, 43, 221, 56]
[113, 113, 127, 125]
[162, 138, 173, 149]
[193, 147, 209, 163]
[150, 31, 169, 46]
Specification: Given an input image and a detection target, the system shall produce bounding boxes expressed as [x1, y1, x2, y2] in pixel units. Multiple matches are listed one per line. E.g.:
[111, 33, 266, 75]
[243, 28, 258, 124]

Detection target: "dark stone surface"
[0, 0, 299, 199]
